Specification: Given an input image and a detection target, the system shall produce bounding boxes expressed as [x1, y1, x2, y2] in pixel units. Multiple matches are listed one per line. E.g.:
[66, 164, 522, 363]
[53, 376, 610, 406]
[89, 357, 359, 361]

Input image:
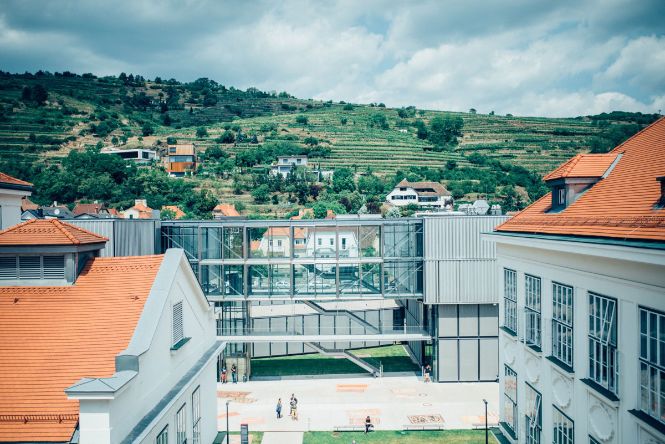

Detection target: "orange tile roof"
[0, 172, 32, 188]
[213, 204, 240, 217]
[0, 255, 163, 442]
[20, 197, 38, 212]
[497, 117, 665, 242]
[265, 227, 307, 238]
[162, 205, 186, 219]
[72, 202, 105, 216]
[0, 219, 108, 246]
[542, 153, 620, 181]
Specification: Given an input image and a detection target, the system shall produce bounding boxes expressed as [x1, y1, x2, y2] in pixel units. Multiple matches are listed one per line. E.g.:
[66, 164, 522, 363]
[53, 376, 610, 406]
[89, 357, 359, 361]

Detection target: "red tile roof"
[0, 172, 32, 188]
[0, 255, 163, 442]
[396, 179, 450, 196]
[72, 203, 106, 216]
[162, 205, 186, 219]
[542, 153, 620, 181]
[0, 219, 108, 246]
[497, 118, 665, 242]
[213, 204, 240, 217]
[20, 197, 38, 212]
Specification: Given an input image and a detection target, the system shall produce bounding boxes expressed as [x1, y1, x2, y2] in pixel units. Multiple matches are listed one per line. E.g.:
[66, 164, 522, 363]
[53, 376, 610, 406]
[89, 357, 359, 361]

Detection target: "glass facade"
[162, 219, 423, 300]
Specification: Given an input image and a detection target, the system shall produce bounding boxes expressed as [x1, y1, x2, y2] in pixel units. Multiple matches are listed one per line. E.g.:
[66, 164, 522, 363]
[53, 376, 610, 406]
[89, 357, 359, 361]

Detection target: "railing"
[216, 324, 429, 337]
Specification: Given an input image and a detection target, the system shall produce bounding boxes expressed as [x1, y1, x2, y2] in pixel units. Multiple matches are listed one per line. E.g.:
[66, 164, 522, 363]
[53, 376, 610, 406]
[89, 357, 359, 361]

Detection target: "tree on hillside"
[415, 119, 428, 140]
[196, 127, 208, 139]
[296, 115, 308, 127]
[332, 168, 355, 193]
[304, 136, 319, 146]
[251, 184, 270, 203]
[141, 123, 154, 136]
[428, 115, 463, 151]
[368, 113, 389, 130]
[216, 130, 235, 144]
[469, 108, 477, 114]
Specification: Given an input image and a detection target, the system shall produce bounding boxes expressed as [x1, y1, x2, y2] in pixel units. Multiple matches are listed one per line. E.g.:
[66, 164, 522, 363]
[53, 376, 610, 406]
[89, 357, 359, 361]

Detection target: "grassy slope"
[303, 430, 498, 444]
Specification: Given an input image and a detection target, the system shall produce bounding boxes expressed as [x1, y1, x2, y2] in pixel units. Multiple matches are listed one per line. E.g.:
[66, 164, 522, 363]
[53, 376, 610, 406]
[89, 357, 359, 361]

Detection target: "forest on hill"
[0, 70, 659, 218]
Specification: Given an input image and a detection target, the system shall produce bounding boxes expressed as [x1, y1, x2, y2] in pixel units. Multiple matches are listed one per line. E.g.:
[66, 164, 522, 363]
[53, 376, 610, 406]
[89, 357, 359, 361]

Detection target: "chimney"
[657, 176, 665, 207]
[135, 199, 147, 207]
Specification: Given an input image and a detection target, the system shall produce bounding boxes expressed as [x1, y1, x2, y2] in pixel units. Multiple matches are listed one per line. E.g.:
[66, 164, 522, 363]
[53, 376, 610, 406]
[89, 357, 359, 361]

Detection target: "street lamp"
[482, 398, 488, 444]
[226, 400, 230, 444]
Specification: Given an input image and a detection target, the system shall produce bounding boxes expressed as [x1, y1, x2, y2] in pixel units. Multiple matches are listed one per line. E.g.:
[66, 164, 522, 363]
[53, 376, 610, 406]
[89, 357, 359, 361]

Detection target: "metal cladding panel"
[66, 220, 115, 257]
[67, 219, 159, 257]
[423, 216, 509, 260]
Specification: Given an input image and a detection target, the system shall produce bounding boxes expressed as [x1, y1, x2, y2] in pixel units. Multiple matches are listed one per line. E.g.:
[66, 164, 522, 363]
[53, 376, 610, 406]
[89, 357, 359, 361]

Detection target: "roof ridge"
[0, 218, 37, 236]
[51, 220, 79, 244]
[610, 116, 665, 154]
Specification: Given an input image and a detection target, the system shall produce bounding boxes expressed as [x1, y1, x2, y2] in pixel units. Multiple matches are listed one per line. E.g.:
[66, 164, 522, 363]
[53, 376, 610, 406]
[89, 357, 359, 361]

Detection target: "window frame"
[503, 268, 518, 334]
[552, 406, 574, 444]
[524, 382, 542, 444]
[156, 425, 168, 444]
[588, 292, 618, 395]
[176, 403, 187, 444]
[639, 306, 665, 425]
[172, 301, 184, 346]
[552, 282, 574, 368]
[524, 274, 542, 348]
[192, 386, 201, 444]
[503, 365, 518, 435]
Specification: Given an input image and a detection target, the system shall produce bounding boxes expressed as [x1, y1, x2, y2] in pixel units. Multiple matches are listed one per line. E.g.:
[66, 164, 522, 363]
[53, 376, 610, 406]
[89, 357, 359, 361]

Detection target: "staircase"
[301, 300, 380, 334]
[305, 342, 382, 377]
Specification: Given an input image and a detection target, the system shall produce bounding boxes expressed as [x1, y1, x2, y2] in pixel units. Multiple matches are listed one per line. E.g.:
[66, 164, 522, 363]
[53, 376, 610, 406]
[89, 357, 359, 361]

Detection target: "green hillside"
[0, 71, 658, 218]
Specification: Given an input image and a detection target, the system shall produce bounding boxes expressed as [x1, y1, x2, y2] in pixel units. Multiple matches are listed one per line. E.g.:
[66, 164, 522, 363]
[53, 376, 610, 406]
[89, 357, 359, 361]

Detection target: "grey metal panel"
[66, 219, 115, 257]
[67, 219, 158, 257]
[479, 304, 499, 336]
[319, 315, 335, 349]
[271, 341, 287, 356]
[303, 315, 318, 335]
[438, 305, 458, 337]
[479, 338, 498, 381]
[459, 260, 498, 303]
[252, 341, 270, 358]
[364, 311, 379, 334]
[335, 316, 350, 349]
[459, 339, 479, 381]
[438, 339, 458, 382]
[423, 216, 508, 260]
[288, 342, 304, 355]
[458, 304, 479, 337]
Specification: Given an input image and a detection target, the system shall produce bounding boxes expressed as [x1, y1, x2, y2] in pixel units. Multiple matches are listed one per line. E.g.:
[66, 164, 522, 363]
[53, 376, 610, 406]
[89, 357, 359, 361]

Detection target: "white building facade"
[0, 173, 33, 229]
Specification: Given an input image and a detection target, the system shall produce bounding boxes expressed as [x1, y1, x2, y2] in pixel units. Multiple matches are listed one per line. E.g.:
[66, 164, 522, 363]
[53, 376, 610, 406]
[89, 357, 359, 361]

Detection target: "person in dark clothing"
[365, 415, 372, 433]
[231, 364, 237, 383]
[276, 398, 282, 418]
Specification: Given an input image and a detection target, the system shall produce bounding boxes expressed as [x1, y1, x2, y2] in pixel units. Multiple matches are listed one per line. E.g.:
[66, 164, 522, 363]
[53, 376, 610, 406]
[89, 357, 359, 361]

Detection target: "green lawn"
[214, 431, 264, 443]
[251, 345, 419, 377]
[303, 430, 498, 444]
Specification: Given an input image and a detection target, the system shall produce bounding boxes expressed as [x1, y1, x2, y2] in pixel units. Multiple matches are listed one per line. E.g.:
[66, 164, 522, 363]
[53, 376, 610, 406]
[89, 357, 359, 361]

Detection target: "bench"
[333, 425, 366, 432]
[403, 424, 446, 431]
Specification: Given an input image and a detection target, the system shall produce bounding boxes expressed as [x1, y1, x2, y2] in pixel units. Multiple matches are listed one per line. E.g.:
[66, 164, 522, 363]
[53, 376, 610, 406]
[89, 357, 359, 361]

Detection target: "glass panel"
[292, 227, 308, 258]
[360, 225, 381, 257]
[294, 264, 316, 296]
[223, 227, 243, 259]
[384, 261, 422, 296]
[314, 264, 337, 295]
[338, 264, 361, 295]
[294, 263, 338, 296]
[314, 227, 336, 258]
[248, 227, 269, 258]
[361, 263, 382, 295]
[201, 264, 223, 296]
[270, 264, 291, 296]
[266, 227, 291, 258]
[224, 265, 243, 296]
[383, 223, 421, 258]
[202, 227, 222, 259]
[248, 264, 270, 296]
[338, 226, 358, 258]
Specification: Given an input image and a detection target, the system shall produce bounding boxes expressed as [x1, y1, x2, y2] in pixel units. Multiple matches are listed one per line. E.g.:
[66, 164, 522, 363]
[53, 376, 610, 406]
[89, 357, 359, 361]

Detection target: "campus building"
[488, 118, 665, 443]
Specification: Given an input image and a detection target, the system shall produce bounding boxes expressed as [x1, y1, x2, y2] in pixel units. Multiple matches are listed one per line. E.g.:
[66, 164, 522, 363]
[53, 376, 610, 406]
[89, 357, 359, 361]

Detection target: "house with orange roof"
[161, 205, 186, 219]
[212, 203, 240, 218]
[122, 199, 158, 219]
[72, 202, 115, 219]
[0, 172, 33, 229]
[486, 118, 665, 444]
[386, 179, 453, 210]
[0, 219, 220, 444]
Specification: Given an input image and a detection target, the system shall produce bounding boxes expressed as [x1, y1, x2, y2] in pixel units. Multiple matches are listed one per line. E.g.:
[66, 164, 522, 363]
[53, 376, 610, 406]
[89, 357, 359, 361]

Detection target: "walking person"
[276, 398, 282, 419]
[424, 363, 432, 383]
[221, 365, 227, 384]
[365, 415, 372, 434]
[231, 364, 237, 384]
[289, 394, 298, 421]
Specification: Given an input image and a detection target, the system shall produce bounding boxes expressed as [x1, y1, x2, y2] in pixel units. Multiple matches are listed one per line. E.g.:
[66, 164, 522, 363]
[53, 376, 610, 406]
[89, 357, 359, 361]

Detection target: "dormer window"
[657, 176, 665, 208]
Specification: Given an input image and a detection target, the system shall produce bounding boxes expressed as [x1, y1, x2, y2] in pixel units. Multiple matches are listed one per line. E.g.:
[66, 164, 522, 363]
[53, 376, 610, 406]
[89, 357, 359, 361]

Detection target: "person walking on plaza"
[289, 394, 298, 420]
[365, 415, 373, 434]
[221, 365, 227, 384]
[276, 398, 282, 419]
[424, 363, 432, 383]
[231, 364, 237, 384]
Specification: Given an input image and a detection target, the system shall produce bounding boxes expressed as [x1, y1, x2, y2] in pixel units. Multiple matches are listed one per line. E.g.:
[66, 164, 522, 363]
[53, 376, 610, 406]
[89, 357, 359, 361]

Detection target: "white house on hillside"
[0, 172, 33, 229]
[486, 118, 665, 444]
[270, 155, 308, 178]
[386, 179, 453, 209]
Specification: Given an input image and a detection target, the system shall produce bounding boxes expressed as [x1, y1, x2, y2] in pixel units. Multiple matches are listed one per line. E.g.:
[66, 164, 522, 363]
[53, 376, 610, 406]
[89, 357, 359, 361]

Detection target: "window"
[503, 366, 518, 434]
[553, 407, 574, 444]
[176, 404, 187, 444]
[156, 426, 168, 444]
[525, 383, 542, 444]
[192, 387, 201, 444]
[558, 188, 566, 206]
[552, 283, 574, 368]
[317, 238, 322, 246]
[503, 269, 517, 334]
[589, 436, 601, 444]
[173, 301, 184, 345]
[525, 275, 541, 348]
[329, 238, 333, 246]
[341, 237, 347, 250]
[639, 307, 665, 424]
[18, 256, 41, 279]
[588, 292, 618, 395]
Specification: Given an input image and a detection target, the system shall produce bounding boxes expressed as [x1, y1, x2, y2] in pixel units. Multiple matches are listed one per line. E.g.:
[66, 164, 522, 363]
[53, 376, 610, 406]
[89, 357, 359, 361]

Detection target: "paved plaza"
[216, 375, 499, 435]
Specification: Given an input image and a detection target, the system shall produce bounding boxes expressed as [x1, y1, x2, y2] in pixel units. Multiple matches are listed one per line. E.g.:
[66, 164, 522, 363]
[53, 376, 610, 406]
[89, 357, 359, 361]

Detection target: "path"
[261, 431, 303, 444]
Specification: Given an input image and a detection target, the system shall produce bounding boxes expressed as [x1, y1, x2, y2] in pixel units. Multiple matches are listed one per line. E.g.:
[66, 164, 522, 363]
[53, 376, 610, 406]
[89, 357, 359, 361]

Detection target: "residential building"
[21, 196, 38, 212]
[21, 201, 74, 220]
[386, 179, 453, 209]
[0, 219, 220, 444]
[166, 144, 197, 177]
[212, 203, 240, 218]
[122, 199, 159, 219]
[270, 155, 308, 178]
[162, 205, 186, 219]
[73, 202, 114, 219]
[101, 147, 158, 163]
[487, 118, 665, 444]
[0, 172, 33, 229]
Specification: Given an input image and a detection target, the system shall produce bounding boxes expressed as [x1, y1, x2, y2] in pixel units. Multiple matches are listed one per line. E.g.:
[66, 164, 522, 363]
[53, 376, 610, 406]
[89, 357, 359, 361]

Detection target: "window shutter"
[43, 256, 65, 279]
[19, 256, 41, 279]
[0, 257, 18, 280]
[173, 301, 184, 344]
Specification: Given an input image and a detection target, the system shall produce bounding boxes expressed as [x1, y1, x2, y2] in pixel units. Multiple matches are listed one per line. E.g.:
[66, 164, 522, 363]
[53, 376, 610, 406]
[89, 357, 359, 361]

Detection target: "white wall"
[0, 188, 31, 229]
[495, 239, 665, 444]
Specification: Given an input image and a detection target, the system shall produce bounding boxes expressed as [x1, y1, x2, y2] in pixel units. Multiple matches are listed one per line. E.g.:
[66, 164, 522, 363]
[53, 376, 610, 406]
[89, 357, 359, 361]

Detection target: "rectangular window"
[588, 292, 618, 395]
[18, 256, 41, 279]
[192, 386, 201, 444]
[525, 275, 541, 348]
[503, 269, 518, 334]
[552, 283, 574, 368]
[173, 301, 184, 345]
[156, 426, 168, 444]
[525, 383, 542, 444]
[176, 404, 187, 444]
[558, 188, 566, 206]
[639, 307, 665, 425]
[503, 366, 518, 434]
[43, 255, 65, 279]
[553, 407, 574, 444]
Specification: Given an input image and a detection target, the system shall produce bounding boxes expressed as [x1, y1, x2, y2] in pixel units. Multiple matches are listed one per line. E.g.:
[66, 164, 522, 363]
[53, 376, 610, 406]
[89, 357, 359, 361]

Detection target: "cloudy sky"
[1, 0, 664, 117]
